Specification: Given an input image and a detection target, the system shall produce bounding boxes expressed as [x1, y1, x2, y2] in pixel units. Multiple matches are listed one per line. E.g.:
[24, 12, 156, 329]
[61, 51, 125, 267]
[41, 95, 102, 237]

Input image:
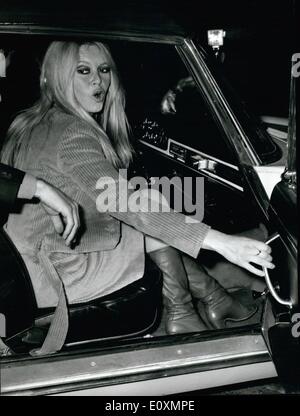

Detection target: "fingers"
[185, 78, 195, 87]
[245, 237, 275, 275]
[244, 263, 266, 277]
[61, 206, 73, 241]
[37, 181, 80, 246]
[168, 97, 176, 113]
[251, 240, 272, 254]
[66, 204, 80, 246]
[62, 202, 80, 246]
[257, 251, 273, 261]
[161, 98, 176, 114]
[248, 249, 273, 262]
[248, 247, 272, 258]
[161, 98, 171, 114]
[50, 215, 64, 235]
[161, 90, 177, 114]
[249, 255, 275, 269]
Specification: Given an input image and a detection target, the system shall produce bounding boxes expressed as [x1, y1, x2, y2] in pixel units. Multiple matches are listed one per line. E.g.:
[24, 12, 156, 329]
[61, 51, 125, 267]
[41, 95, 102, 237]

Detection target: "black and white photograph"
[0, 0, 298, 398]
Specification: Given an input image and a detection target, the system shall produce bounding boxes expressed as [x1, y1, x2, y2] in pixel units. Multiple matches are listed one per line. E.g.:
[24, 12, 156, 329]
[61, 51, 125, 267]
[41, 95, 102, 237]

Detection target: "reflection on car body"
[0, 5, 298, 396]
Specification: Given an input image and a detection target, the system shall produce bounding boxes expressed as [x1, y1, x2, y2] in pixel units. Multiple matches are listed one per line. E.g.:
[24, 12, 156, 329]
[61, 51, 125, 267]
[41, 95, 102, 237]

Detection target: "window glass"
[0, 36, 237, 165]
[108, 41, 237, 164]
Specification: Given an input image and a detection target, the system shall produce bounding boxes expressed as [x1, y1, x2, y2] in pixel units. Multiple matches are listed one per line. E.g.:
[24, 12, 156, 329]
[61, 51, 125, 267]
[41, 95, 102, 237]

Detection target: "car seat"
[0, 227, 162, 354]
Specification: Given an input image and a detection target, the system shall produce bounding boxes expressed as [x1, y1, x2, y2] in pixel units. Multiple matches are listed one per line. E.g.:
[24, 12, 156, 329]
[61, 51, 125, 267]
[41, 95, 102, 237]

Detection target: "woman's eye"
[77, 67, 90, 75]
[99, 66, 110, 74]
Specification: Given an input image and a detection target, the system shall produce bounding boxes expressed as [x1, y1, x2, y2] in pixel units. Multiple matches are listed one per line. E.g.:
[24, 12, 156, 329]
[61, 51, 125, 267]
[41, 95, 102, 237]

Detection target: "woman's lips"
[93, 91, 104, 102]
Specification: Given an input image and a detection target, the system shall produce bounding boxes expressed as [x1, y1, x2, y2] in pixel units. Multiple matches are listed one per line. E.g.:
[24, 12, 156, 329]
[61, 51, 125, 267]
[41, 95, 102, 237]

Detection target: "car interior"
[0, 34, 283, 357]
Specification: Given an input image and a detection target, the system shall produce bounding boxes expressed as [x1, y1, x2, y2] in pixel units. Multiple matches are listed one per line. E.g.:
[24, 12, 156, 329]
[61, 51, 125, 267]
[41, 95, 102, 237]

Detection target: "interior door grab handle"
[192, 157, 217, 172]
[263, 233, 293, 308]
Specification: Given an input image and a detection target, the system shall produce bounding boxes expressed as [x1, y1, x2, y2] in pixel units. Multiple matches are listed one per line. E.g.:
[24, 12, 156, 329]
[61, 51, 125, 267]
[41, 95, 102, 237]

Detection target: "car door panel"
[263, 181, 297, 309]
[138, 137, 243, 191]
[257, 180, 298, 388]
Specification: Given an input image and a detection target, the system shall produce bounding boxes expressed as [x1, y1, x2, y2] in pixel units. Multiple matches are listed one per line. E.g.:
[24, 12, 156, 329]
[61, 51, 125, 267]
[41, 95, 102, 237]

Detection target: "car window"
[0, 36, 43, 147]
[195, 44, 282, 164]
[0, 36, 237, 165]
[107, 41, 238, 165]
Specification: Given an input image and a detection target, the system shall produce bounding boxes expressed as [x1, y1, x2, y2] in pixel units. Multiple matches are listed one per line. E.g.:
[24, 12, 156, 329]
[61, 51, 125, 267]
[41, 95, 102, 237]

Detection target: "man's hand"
[161, 89, 177, 114]
[203, 229, 275, 277]
[160, 76, 195, 115]
[35, 179, 80, 246]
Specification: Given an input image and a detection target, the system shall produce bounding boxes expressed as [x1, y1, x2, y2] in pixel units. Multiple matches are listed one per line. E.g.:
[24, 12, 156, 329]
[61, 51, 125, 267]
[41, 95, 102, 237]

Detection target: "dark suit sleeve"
[0, 163, 25, 209]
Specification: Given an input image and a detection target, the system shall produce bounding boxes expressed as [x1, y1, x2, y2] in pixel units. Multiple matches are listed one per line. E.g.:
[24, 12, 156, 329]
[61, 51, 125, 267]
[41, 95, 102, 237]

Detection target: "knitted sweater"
[4, 108, 211, 306]
[6, 107, 210, 258]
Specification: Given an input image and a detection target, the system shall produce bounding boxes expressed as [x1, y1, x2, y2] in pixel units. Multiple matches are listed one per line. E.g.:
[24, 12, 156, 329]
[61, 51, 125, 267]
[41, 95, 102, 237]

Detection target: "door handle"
[263, 233, 293, 308]
[192, 156, 218, 172]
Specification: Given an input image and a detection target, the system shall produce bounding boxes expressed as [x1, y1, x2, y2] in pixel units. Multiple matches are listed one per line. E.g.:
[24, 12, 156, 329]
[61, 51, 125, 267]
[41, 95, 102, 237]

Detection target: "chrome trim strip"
[282, 58, 296, 188]
[178, 40, 260, 165]
[0, 25, 184, 44]
[51, 361, 277, 396]
[197, 170, 243, 192]
[168, 138, 239, 170]
[1, 334, 271, 395]
[139, 140, 170, 156]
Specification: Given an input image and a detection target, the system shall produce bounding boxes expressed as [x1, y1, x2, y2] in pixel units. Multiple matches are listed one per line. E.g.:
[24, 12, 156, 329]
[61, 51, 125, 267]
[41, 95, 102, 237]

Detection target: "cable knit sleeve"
[57, 119, 210, 258]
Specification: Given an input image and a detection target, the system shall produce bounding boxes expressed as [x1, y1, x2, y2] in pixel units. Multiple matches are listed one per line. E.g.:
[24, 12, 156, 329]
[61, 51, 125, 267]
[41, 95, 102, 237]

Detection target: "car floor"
[150, 224, 268, 337]
[151, 287, 264, 337]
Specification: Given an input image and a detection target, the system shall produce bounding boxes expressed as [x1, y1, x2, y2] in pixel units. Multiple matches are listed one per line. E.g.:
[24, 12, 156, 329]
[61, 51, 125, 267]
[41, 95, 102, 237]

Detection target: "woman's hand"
[35, 179, 80, 246]
[203, 229, 274, 277]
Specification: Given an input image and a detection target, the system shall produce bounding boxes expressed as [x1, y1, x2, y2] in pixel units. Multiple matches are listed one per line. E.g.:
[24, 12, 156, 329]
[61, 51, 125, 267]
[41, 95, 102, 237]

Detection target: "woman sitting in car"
[0, 41, 274, 341]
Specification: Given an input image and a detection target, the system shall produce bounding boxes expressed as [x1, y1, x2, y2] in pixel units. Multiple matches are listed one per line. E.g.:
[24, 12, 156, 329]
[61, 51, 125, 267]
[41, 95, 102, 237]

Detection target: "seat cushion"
[0, 228, 37, 338]
[7, 257, 162, 350]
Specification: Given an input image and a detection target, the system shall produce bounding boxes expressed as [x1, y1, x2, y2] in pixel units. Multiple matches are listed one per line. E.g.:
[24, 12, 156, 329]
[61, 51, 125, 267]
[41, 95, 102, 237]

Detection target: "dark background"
[123, 0, 295, 117]
[159, 0, 295, 118]
[1, 0, 296, 117]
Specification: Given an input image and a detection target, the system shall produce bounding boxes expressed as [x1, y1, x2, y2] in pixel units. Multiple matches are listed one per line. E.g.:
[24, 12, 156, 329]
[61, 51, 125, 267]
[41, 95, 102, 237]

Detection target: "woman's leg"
[145, 236, 207, 335]
[146, 236, 257, 332]
[145, 236, 168, 253]
[143, 191, 257, 332]
[181, 254, 257, 329]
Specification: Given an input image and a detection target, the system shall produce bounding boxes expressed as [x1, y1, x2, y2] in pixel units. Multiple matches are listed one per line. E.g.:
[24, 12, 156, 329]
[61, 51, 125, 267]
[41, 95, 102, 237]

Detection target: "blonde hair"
[1, 41, 133, 168]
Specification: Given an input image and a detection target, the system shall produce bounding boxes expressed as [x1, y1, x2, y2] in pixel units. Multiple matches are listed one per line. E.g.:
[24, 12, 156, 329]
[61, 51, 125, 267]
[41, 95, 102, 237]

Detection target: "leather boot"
[149, 247, 207, 335]
[182, 255, 257, 329]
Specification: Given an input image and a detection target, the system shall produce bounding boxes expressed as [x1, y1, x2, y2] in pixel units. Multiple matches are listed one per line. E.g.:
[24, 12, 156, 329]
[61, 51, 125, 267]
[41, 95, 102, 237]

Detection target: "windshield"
[196, 42, 288, 164]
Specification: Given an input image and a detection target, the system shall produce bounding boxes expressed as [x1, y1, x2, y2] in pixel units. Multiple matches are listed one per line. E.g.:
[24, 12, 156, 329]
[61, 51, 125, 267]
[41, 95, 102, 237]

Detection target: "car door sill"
[1, 329, 275, 396]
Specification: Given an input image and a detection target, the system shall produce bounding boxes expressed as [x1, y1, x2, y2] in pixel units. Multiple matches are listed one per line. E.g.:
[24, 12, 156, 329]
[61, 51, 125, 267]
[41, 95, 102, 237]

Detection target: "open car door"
[242, 57, 299, 389]
[263, 63, 299, 389]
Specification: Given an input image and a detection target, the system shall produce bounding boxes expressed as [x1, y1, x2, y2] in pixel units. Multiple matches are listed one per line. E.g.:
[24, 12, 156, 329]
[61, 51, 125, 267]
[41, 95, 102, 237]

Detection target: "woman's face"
[73, 44, 111, 114]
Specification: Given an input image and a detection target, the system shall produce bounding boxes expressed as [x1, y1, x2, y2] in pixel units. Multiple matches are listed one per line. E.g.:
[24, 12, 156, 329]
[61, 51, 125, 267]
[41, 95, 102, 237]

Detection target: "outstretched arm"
[58, 121, 274, 275]
[0, 163, 79, 246]
[203, 229, 274, 277]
